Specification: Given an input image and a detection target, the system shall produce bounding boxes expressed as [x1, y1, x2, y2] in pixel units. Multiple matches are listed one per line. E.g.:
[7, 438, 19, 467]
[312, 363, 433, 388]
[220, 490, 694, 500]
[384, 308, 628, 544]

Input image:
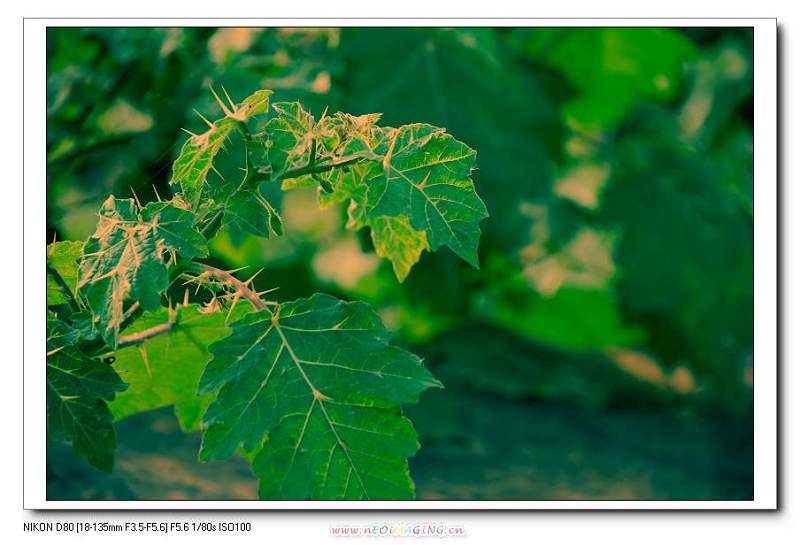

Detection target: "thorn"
[312, 389, 332, 401]
[210, 165, 225, 181]
[319, 105, 329, 121]
[152, 185, 162, 202]
[244, 268, 265, 286]
[208, 83, 234, 117]
[138, 345, 152, 379]
[180, 127, 198, 137]
[46, 346, 64, 357]
[255, 287, 280, 296]
[221, 85, 238, 113]
[131, 187, 142, 208]
[193, 109, 215, 128]
[226, 292, 241, 324]
[183, 288, 190, 306]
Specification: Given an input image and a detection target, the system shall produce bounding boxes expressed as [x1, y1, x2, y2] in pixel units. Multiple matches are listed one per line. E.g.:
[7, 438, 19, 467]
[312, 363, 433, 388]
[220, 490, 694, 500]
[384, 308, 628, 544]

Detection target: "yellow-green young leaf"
[314, 112, 385, 163]
[366, 124, 488, 267]
[171, 117, 238, 208]
[110, 304, 251, 431]
[198, 293, 441, 499]
[47, 240, 83, 306]
[170, 89, 272, 207]
[263, 105, 384, 183]
[369, 216, 429, 282]
[47, 318, 127, 473]
[78, 196, 206, 347]
[318, 164, 372, 229]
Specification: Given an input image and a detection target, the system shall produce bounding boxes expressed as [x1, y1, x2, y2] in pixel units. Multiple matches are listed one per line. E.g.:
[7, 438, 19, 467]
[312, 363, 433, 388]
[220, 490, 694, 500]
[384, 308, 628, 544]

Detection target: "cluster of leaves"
[46, 88, 486, 498]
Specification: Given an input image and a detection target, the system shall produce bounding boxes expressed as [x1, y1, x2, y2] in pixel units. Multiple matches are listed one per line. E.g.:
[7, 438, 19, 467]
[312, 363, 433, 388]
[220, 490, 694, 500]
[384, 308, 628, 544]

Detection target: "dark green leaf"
[198, 293, 441, 499]
[47, 319, 127, 472]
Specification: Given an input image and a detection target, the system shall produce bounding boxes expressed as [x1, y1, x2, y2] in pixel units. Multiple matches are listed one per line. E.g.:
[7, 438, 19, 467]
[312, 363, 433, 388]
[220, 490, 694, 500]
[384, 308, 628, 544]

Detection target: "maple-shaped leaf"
[110, 304, 250, 431]
[77, 196, 207, 347]
[198, 293, 441, 499]
[170, 89, 272, 208]
[366, 124, 488, 267]
[47, 318, 127, 472]
[47, 240, 83, 306]
[319, 167, 428, 282]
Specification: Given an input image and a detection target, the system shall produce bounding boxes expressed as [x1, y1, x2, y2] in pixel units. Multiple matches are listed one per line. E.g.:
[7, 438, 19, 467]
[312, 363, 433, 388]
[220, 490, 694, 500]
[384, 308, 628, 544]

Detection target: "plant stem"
[185, 262, 274, 313]
[116, 318, 177, 349]
[200, 209, 224, 238]
[280, 156, 361, 180]
[46, 264, 81, 311]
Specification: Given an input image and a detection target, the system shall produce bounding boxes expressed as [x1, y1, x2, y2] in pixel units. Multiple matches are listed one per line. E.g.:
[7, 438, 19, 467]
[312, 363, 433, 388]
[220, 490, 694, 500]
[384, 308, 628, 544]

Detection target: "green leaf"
[366, 124, 488, 267]
[319, 165, 427, 281]
[47, 310, 97, 346]
[47, 319, 127, 472]
[198, 293, 441, 499]
[316, 128, 482, 281]
[47, 240, 83, 306]
[110, 304, 250, 431]
[220, 178, 283, 239]
[264, 101, 316, 177]
[77, 196, 205, 347]
[170, 89, 272, 207]
[317, 164, 372, 228]
[170, 118, 238, 208]
[140, 201, 209, 259]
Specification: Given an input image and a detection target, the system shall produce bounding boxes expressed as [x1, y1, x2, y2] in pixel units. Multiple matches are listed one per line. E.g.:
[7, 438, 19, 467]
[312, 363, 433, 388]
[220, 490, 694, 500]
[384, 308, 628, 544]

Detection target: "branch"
[187, 262, 273, 313]
[116, 315, 177, 349]
[280, 156, 362, 181]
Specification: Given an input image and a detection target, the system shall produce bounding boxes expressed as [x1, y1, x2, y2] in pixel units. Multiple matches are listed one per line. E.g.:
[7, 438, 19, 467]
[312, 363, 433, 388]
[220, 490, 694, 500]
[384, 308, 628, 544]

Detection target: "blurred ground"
[47, 384, 752, 501]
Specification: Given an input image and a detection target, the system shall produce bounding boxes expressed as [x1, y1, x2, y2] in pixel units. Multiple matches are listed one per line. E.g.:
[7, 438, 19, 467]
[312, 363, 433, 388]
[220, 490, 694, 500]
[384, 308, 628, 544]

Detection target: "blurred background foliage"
[46, 26, 754, 500]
